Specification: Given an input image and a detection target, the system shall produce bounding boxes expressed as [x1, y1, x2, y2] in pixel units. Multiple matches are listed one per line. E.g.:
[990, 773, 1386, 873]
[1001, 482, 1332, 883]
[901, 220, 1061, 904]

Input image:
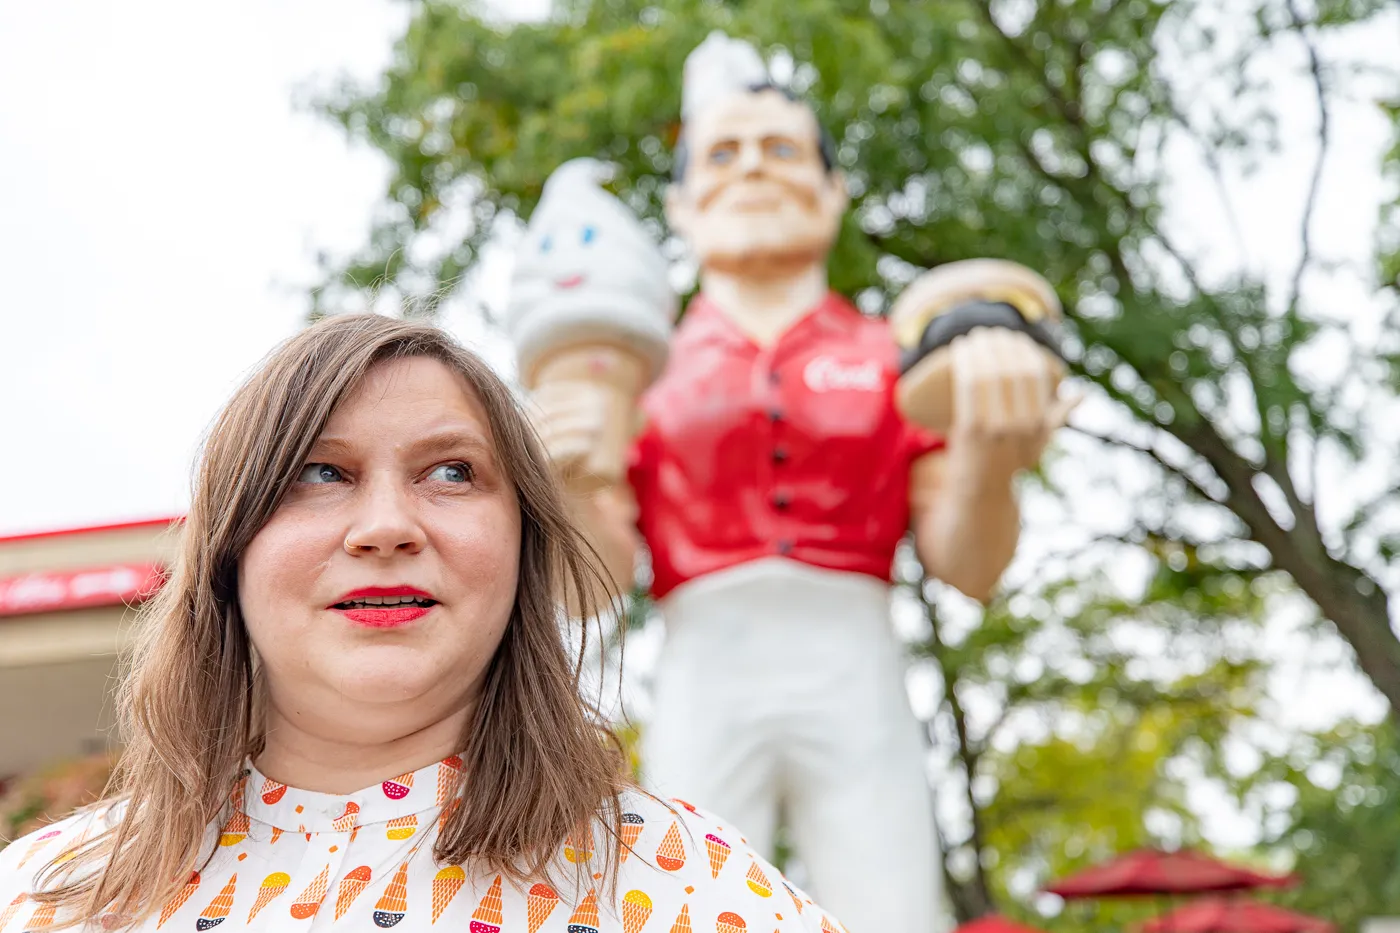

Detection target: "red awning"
[1142, 898, 1332, 933]
[1045, 849, 1295, 898]
[955, 915, 1052, 933]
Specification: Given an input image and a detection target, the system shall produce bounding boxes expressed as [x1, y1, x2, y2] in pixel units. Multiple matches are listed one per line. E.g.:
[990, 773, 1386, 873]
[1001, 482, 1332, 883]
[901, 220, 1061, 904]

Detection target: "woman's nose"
[737, 141, 764, 175]
[343, 481, 427, 556]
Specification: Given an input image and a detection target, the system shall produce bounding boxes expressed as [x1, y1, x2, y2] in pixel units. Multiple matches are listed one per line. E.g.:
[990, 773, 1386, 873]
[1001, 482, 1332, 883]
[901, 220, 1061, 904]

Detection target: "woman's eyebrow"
[308, 430, 495, 462]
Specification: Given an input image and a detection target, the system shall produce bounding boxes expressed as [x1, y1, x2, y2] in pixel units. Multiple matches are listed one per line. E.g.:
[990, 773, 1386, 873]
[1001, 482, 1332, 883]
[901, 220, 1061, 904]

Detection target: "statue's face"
[667, 90, 847, 276]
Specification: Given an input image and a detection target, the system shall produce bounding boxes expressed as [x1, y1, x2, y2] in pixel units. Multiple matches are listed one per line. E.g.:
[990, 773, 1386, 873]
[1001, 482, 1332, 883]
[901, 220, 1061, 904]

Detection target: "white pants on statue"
[643, 558, 942, 933]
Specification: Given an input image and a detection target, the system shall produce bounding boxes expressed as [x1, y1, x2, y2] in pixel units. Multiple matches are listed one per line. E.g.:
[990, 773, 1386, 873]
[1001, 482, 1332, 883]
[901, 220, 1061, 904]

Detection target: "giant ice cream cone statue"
[890, 259, 1065, 433]
[506, 158, 678, 492]
[525, 884, 558, 933]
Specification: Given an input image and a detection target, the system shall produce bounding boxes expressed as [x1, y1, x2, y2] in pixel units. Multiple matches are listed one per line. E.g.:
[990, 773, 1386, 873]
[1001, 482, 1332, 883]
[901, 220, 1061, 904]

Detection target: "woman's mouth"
[330, 594, 438, 628]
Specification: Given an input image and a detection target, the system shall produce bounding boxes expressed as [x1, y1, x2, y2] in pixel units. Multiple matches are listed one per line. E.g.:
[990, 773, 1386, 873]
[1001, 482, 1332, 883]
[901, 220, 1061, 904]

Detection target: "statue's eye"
[541, 235, 553, 253]
[581, 226, 597, 245]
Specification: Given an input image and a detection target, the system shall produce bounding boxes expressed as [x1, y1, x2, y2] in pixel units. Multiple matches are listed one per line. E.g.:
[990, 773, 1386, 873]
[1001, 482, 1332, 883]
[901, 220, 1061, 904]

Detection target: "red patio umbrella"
[955, 916, 1052, 933]
[1044, 849, 1296, 898]
[1141, 897, 1332, 933]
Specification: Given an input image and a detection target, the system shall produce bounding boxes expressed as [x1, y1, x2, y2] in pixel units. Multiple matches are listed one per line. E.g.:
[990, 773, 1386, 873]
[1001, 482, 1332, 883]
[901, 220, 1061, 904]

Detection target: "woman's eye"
[428, 462, 474, 484]
[580, 225, 597, 245]
[770, 142, 797, 159]
[540, 235, 553, 253]
[298, 463, 343, 484]
[708, 145, 737, 165]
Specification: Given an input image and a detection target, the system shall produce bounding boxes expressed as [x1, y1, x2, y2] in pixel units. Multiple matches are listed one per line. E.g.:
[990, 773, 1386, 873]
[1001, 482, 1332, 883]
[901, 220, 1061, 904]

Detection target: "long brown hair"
[35, 314, 629, 924]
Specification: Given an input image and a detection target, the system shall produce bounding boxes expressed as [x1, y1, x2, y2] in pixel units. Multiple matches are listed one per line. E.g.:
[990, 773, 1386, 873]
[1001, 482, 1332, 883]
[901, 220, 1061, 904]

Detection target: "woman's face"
[239, 356, 522, 743]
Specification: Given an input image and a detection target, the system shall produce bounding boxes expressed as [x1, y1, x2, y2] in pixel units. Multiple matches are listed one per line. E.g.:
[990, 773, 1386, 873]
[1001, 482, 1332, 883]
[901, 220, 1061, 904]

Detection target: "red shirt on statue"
[628, 292, 945, 599]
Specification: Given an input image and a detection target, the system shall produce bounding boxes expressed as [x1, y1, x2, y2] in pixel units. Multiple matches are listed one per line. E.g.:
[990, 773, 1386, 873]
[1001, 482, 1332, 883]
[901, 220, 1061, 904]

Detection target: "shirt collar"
[236, 755, 463, 832]
[681, 290, 863, 351]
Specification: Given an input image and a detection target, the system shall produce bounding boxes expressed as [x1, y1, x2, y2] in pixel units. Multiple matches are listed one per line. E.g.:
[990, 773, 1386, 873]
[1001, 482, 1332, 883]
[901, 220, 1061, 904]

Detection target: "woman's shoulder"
[0, 804, 120, 899]
[610, 790, 847, 933]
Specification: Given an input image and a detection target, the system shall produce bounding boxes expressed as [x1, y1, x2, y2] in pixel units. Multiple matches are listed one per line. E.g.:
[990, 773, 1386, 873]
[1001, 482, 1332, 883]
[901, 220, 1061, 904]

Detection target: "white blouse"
[0, 755, 847, 933]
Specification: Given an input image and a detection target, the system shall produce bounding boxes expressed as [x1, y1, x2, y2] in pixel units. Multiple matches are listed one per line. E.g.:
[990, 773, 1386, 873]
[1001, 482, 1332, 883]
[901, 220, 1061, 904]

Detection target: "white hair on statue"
[681, 30, 770, 123]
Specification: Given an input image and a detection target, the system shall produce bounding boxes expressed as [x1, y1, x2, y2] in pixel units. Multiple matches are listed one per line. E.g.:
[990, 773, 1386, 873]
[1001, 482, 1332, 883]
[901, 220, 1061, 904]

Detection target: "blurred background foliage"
[306, 0, 1400, 924]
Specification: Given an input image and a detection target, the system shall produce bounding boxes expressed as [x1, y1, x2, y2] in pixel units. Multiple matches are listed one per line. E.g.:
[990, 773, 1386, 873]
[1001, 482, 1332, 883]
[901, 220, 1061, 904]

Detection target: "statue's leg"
[784, 610, 943, 933]
[641, 605, 781, 857]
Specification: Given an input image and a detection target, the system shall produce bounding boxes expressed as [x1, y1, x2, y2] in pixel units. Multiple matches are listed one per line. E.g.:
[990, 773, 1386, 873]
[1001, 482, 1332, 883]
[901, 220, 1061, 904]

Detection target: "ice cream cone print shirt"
[0, 756, 850, 933]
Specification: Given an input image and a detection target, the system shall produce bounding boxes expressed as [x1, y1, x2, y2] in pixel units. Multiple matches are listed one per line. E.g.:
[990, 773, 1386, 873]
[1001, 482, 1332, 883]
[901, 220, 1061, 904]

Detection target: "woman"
[0, 315, 848, 932]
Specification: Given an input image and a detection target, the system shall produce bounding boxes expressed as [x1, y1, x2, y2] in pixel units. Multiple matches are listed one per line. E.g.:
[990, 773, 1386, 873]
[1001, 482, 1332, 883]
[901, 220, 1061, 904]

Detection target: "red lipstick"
[329, 586, 438, 629]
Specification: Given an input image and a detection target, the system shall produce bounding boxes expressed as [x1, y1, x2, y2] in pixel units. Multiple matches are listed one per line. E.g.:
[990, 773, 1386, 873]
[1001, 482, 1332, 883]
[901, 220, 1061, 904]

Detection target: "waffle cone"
[431, 867, 466, 924]
[156, 873, 199, 928]
[247, 874, 289, 922]
[335, 867, 373, 921]
[704, 834, 731, 879]
[668, 904, 692, 933]
[289, 866, 329, 920]
[621, 890, 652, 933]
[525, 884, 558, 933]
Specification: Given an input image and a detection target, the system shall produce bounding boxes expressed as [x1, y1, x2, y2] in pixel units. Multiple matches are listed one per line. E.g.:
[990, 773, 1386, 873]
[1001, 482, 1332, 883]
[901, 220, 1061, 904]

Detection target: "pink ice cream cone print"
[468, 875, 503, 933]
[704, 834, 731, 878]
[17, 830, 61, 869]
[382, 771, 414, 800]
[656, 822, 686, 871]
[246, 873, 289, 922]
[157, 872, 199, 928]
[334, 866, 373, 920]
[526, 883, 558, 933]
[621, 890, 652, 933]
[196, 874, 237, 931]
[619, 812, 645, 862]
[565, 889, 600, 933]
[260, 778, 286, 805]
[745, 862, 772, 898]
[373, 862, 410, 928]
[288, 866, 329, 920]
[716, 911, 747, 933]
[431, 866, 466, 924]
[668, 904, 693, 933]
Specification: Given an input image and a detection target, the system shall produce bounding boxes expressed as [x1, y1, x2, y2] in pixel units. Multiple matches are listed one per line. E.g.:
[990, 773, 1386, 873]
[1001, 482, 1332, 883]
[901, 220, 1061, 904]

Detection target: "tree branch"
[1285, 0, 1331, 317]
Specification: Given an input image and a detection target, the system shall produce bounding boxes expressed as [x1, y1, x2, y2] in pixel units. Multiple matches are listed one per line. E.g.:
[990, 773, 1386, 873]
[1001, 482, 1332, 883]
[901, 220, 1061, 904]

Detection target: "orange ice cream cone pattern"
[668, 905, 693, 933]
[382, 771, 414, 800]
[436, 755, 464, 806]
[218, 810, 249, 847]
[819, 918, 842, 933]
[468, 875, 503, 933]
[157, 872, 200, 928]
[17, 830, 61, 869]
[373, 862, 410, 928]
[0, 894, 26, 933]
[565, 889, 599, 933]
[260, 778, 286, 805]
[564, 829, 593, 864]
[246, 873, 289, 922]
[656, 821, 686, 871]
[619, 812, 645, 862]
[526, 883, 558, 933]
[704, 833, 731, 878]
[431, 866, 466, 924]
[621, 890, 652, 933]
[334, 866, 373, 920]
[745, 862, 772, 898]
[716, 911, 747, 933]
[385, 815, 417, 841]
[332, 802, 360, 832]
[25, 901, 56, 930]
[196, 873, 237, 931]
[287, 866, 329, 920]
[781, 882, 803, 915]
